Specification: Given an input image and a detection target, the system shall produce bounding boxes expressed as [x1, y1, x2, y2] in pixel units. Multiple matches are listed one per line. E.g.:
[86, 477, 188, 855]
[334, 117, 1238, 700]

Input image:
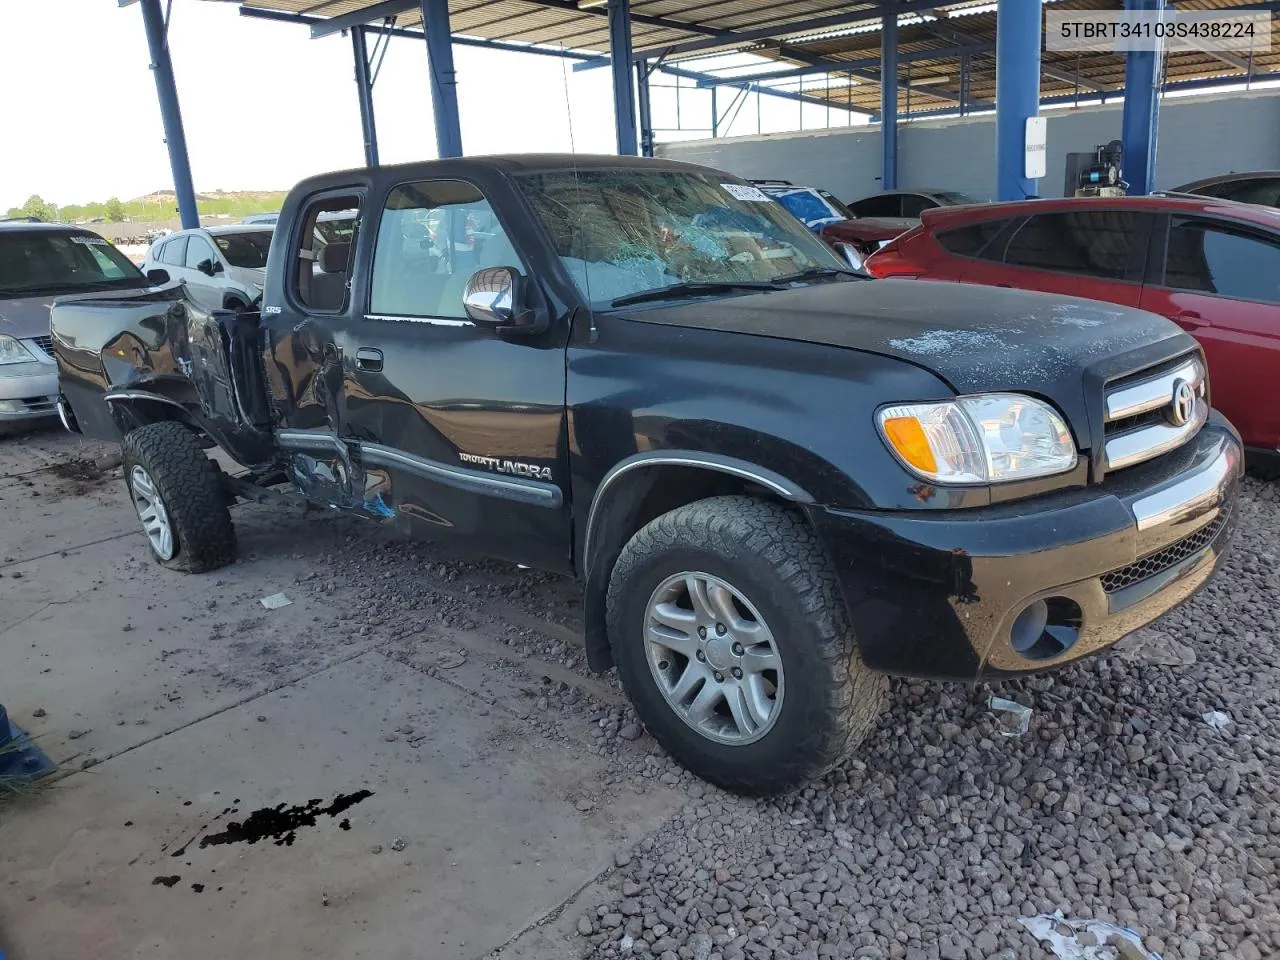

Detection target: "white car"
[141, 225, 272, 311]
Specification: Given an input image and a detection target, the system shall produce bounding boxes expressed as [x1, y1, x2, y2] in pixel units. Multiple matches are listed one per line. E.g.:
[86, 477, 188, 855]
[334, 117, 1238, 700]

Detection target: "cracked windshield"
[517, 169, 845, 306]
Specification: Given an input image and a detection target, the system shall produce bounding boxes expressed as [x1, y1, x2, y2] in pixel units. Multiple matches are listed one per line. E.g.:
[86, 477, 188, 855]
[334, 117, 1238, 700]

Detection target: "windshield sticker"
[69, 235, 109, 245]
[721, 183, 772, 203]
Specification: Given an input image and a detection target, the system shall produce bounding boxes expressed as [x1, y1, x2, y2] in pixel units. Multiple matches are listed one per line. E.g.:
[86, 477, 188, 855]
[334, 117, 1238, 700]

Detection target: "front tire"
[606, 496, 885, 795]
[121, 422, 236, 572]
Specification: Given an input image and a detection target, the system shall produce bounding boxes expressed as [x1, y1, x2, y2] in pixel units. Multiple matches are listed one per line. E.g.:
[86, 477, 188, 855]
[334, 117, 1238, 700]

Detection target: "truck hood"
[821, 218, 917, 243]
[620, 278, 1192, 437]
[2, 283, 154, 339]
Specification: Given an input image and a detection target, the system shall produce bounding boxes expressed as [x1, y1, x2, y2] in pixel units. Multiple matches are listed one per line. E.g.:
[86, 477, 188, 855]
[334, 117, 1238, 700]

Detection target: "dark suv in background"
[865, 195, 1280, 467]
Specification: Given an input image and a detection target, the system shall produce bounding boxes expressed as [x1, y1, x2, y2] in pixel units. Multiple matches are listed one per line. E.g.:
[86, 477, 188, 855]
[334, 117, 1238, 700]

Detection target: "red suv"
[866, 196, 1280, 465]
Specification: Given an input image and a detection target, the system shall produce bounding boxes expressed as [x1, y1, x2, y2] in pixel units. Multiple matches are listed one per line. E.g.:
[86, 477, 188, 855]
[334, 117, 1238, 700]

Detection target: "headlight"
[878, 393, 1077, 484]
[0, 334, 36, 366]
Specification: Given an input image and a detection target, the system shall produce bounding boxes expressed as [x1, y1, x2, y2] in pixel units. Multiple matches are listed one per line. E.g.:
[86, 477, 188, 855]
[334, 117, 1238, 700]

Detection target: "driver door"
[334, 177, 573, 571]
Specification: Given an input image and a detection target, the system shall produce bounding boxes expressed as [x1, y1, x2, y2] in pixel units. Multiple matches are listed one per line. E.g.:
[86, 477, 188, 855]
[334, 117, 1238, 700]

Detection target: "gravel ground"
[267, 476, 1279, 960]
[15, 426, 1276, 960]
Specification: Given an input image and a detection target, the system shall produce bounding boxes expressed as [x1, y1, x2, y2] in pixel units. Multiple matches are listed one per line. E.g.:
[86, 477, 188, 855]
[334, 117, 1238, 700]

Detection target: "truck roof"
[287, 153, 733, 193]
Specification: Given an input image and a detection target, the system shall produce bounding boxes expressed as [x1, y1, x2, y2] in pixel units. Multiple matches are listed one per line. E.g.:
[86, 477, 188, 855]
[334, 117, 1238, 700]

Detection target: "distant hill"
[54, 190, 287, 224]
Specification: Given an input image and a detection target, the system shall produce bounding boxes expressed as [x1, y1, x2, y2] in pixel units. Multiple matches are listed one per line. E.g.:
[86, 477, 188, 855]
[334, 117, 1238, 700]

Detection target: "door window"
[185, 235, 217, 271]
[1162, 218, 1280, 304]
[370, 179, 523, 319]
[850, 194, 900, 218]
[1000, 211, 1146, 281]
[160, 236, 187, 266]
[292, 194, 362, 311]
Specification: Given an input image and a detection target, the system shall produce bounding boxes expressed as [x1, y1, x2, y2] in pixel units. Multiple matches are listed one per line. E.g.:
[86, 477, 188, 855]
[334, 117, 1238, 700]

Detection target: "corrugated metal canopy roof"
[233, 0, 1280, 115]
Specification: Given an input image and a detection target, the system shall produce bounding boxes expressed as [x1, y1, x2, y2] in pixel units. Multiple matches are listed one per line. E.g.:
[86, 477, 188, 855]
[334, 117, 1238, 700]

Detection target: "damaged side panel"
[51, 287, 275, 467]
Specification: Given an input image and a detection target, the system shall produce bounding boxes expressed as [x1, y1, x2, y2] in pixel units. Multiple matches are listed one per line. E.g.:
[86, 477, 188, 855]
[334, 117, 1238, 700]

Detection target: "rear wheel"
[606, 496, 885, 795]
[121, 422, 236, 572]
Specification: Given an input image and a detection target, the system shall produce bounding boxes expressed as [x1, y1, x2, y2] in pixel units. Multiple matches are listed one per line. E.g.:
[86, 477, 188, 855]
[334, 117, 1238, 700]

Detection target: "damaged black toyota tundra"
[52, 156, 1241, 794]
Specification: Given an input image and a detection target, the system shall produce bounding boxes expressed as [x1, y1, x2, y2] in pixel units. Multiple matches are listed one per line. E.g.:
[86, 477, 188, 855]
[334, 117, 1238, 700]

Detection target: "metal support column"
[1121, 0, 1163, 195]
[138, 0, 199, 229]
[636, 60, 655, 156]
[352, 26, 380, 167]
[711, 87, 719, 137]
[995, 0, 1042, 200]
[881, 11, 898, 190]
[420, 0, 463, 158]
[608, 0, 639, 155]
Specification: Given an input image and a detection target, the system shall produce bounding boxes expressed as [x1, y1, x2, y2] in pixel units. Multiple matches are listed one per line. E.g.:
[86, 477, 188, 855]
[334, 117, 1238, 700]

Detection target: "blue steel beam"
[655, 64, 866, 114]
[420, 0, 463, 158]
[637, 60, 655, 156]
[138, 0, 199, 229]
[352, 26, 380, 166]
[241, 6, 597, 60]
[310, 0, 416, 38]
[609, 0, 639, 155]
[1122, 0, 1163, 195]
[994, 0, 1041, 200]
[881, 11, 897, 190]
[691, 44, 987, 86]
[571, 0, 953, 70]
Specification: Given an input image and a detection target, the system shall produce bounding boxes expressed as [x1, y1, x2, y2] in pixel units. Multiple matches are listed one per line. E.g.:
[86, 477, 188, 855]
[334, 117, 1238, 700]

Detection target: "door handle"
[355, 347, 384, 372]
[1175, 310, 1210, 329]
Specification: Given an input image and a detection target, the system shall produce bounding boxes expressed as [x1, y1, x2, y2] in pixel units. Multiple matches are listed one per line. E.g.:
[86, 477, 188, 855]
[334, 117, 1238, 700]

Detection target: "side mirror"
[146, 268, 170, 285]
[196, 259, 219, 277]
[463, 266, 537, 329]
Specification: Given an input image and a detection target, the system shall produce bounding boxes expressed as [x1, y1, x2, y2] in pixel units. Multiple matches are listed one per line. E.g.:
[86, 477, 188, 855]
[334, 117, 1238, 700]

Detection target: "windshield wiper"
[610, 280, 783, 308]
[771, 265, 862, 284]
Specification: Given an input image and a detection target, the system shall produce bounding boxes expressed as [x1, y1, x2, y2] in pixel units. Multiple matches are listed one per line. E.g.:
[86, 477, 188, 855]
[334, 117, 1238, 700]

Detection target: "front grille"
[30, 335, 54, 357]
[1101, 509, 1229, 593]
[1102, 355, 1206, 472]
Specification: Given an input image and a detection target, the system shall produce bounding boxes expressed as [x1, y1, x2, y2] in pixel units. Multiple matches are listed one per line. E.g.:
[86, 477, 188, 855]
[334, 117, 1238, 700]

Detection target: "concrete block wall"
[656, 87, 1280, 203]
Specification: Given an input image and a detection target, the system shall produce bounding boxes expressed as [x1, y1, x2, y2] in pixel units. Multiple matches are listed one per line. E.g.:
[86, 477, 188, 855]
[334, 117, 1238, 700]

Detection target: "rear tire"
[121, 422, 236, 572]
[606, 496, 885, 795]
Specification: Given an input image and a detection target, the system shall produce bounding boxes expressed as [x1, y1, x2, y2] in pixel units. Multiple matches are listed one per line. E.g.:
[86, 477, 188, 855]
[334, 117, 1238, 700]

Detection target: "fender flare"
[579, 450, 815, 672]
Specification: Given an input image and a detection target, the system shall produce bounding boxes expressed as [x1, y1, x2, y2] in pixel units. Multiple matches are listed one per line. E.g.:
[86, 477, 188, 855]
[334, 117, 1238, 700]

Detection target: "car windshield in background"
[517, 170, 845, 307]
[214, 231, 271, 268]
[770, 188, 847, 229]
[937, 191, 978, 205]
[0, 230, 147, 296]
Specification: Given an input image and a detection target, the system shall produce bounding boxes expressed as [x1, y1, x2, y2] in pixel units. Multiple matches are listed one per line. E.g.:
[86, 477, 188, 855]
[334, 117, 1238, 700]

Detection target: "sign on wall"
[1025, 116, 1048, 180]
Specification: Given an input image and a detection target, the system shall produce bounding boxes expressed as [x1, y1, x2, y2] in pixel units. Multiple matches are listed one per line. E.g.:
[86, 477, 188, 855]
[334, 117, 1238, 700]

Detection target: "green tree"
[104, 197, 126, 222]
[19, 194, 58, 222]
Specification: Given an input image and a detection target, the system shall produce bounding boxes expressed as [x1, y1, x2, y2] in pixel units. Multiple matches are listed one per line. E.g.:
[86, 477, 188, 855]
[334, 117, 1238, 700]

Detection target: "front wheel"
[606, 496, 885, 795]
[121, 421, 236, 572]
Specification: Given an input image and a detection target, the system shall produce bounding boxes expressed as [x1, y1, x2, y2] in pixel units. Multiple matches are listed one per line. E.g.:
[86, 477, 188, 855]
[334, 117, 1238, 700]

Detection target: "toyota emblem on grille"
[1169, 378, 1196, 427]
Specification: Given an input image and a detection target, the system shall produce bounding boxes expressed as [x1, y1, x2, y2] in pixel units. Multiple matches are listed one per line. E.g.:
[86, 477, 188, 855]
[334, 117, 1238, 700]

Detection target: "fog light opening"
[1010, 597, 1083, 661]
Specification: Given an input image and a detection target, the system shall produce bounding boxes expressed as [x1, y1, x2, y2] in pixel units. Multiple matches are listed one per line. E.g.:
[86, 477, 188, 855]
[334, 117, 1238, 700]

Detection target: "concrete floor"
[0, 427, 680, 960]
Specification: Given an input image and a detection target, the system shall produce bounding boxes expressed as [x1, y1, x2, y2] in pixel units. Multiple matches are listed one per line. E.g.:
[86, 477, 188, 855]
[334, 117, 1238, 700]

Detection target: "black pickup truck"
[52, 155, 1241, 794]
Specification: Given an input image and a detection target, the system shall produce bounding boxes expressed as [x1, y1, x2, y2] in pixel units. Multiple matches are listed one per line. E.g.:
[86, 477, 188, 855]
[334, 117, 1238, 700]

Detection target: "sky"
[0, 0, 864, 212]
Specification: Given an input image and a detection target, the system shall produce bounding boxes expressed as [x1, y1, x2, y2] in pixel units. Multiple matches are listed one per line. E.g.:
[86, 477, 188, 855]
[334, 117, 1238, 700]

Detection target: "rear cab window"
[291, 193, 363, 312]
